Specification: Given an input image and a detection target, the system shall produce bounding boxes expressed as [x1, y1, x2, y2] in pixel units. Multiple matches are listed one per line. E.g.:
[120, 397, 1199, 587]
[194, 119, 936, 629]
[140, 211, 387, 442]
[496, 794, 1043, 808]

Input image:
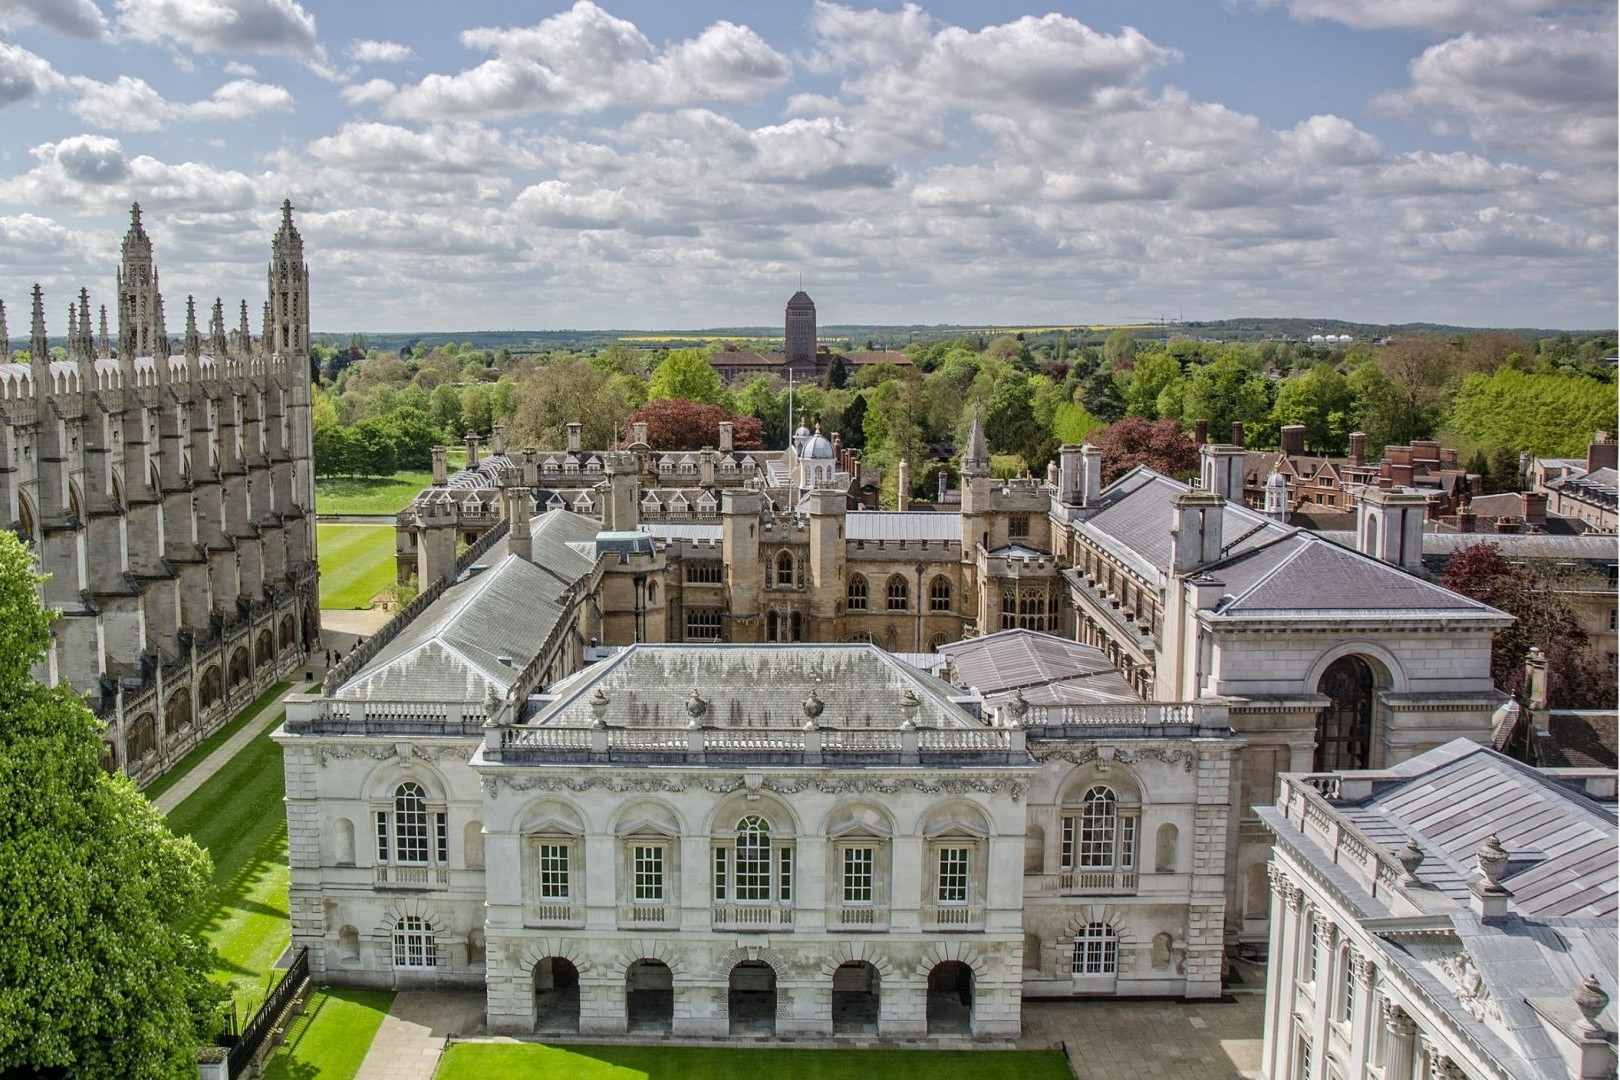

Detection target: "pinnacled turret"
[261, 300, 272, 359]
[183, 295, 202, 361]
[209, 297, 228, 357]
[66, 301, 78, 359]
[962, 405, 991, 478]
[97, 304, 109, 359]
[0, 299, 10, 363]
[237, 299, 251, 353]
[77, 289, 94, 364]
[117, 202, 164, 360]
[267, 198, 309, 357]
[29, 285, 47, 376]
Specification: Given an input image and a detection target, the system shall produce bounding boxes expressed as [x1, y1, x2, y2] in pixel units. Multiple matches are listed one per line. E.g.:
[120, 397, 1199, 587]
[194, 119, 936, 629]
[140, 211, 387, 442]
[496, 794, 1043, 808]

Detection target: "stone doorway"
[728, 961, 777, 1036]
[926, 961, 973, 1035]
[534, 956, 580, 1033]
[832, 961, 879, 1035]
[626, 959, 673, 1034]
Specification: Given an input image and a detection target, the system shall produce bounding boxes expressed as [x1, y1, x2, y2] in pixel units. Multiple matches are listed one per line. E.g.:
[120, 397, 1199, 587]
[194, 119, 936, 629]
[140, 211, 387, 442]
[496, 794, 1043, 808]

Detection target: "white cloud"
[1379, 19, 1617, 166]
[0, 0, 107, 38]
[1251, 0, 1606, 33]
[349, 39, 413, 63]
[1, 136, 258, 212]
[116, 0, 319, 57]
[68, 74, 168, 129]
[306, 121, 537, 174]
[68, 75, 291, 128]
[382, 0, 789, 119]
[0, 39, 60, 106]
[222, 60, 257, 75]
[183, 78, 292, 120]
[341, 78, 394, 106]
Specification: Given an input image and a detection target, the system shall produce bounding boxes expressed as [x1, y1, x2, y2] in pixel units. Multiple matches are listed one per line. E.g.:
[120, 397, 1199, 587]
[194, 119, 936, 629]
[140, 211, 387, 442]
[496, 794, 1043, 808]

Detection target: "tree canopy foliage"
[624, 399, 764, 452]
[0, 531, 225, 1078]
[1439, 542, 1615, 709]
[1093, 417, 1200, 485]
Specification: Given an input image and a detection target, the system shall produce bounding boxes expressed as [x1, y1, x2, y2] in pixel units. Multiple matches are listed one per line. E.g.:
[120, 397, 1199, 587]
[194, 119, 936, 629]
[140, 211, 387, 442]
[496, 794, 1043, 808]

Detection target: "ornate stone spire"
[237, 298, 251, 352]
[267, 198, 308, 357]
[183, 295, 201, 358]
[0, 299, 9, 362]
[97, 304, 109, 358]
[77, 288, 93, 362]
[29, 283, 48, 381]
[118, 201, 159, 360]
[963, 405, 990, 477]
[66, 301, 78, 356]
[209, 297, 228, 356]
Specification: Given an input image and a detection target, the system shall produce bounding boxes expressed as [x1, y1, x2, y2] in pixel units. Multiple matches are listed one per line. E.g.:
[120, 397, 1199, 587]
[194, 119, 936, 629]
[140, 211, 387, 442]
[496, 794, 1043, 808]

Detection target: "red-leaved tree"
[1094, 417, 1199, 484]
[1439, 541, 1616, 708]
[624, 399, 764, 452]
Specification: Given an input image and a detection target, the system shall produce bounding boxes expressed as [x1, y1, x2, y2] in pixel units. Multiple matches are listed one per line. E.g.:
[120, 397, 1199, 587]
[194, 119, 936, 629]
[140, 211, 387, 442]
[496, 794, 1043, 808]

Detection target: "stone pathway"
[354, 991, 487, 1080]
[152, 680, 308, 814]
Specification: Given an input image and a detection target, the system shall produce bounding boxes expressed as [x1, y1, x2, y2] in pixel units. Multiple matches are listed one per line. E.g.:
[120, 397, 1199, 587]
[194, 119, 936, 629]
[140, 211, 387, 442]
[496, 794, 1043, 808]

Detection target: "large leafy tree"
[624, 399, 764, 451]
[1271, 363, 1354, 455]
[647, 348, 726, 406]
[0, 532, 225, 1077]
[1439, 541, 1615, 709]
[1093, 417, 1200, 484]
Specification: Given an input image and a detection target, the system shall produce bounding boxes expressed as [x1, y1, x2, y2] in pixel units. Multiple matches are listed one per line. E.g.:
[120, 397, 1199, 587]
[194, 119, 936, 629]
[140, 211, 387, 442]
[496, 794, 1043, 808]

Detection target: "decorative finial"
[588, 685, 609, 725]
[1574, 974, 1609, 1032]
[803, 689, 824, 720]
[1398, 838, 1425, 883]
[686, 688, 708, 720]
[1476, 834, 1508, 887]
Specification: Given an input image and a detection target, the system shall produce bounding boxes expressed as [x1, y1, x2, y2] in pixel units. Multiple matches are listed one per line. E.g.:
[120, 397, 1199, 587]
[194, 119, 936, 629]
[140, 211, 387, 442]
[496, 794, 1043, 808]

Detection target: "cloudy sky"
[0, 0, 1613, 333]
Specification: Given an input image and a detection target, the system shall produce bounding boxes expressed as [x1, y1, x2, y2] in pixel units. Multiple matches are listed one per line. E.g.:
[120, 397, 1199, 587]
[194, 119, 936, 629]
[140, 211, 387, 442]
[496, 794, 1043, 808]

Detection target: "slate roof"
[937, 629, 1140, 707]
[334, 510, 599, 702]
[529, 643, 977, 730]
[1073, 467, 1509, 624]
[846, 511, 961, 542]
[1264, 740, 1619, 1080]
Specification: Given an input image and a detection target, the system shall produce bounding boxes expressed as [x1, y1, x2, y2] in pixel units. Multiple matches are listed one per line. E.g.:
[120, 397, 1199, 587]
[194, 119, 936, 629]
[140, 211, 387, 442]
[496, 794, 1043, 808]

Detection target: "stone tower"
[116, 203, 166, 359]
[785, 290, 816, 371]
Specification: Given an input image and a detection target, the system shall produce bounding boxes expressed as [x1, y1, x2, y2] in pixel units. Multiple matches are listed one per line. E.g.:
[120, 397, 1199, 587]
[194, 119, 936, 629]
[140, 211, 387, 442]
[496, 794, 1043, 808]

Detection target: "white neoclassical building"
[1258, 740, 1617, 1080]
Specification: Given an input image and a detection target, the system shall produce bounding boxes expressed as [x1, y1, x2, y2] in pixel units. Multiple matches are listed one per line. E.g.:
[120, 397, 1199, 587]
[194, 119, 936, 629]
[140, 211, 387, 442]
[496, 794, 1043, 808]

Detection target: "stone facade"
[0, 202, 318, 783]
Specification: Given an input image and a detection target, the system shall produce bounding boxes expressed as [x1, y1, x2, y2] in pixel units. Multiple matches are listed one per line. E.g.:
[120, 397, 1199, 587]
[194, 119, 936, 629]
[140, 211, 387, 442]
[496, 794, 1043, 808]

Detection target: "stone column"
[1383, 1003, 1417, 1080]
[1261, 865, 1298, 1077]
[1347, 954, 1377, 1076]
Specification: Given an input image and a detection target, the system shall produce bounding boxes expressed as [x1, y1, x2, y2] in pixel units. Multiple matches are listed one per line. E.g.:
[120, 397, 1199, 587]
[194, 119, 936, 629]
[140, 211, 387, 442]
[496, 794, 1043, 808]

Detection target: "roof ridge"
[1213, 535, 1310, 601]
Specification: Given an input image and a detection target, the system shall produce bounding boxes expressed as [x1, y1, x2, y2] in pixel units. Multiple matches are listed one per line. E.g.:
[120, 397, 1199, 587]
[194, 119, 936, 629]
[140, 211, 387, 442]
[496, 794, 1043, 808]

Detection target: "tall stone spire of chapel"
[963, 406, 991, 478]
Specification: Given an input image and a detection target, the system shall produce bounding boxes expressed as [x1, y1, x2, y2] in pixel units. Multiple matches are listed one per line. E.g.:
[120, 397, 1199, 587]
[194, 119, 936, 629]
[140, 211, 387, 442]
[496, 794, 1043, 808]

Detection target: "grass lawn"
[436, 1045, 1072, 1080]
[318, 525, 398, 609]
[140, 681, 292, 801]
[261, 988, 396, 1080]
[316, 472, 432, 515]
[163, 702, 293, 1020]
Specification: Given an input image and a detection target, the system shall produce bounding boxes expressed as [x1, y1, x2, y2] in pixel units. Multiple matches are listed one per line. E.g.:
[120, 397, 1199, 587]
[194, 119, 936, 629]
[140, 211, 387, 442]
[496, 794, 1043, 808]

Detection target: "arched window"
[1315, 656, 1374, 770]
[776, 551, 795, 587]
[929, 576, 952, 612]
[377, 781, 448, 869]
[886, 575, 908, 612]
[392, 915, 436, 968]
[714, 815, 793, 914]
[1060, 785, 1138, 892]
[1071, 923, 1118, 975]
[847, 575, 867, 611]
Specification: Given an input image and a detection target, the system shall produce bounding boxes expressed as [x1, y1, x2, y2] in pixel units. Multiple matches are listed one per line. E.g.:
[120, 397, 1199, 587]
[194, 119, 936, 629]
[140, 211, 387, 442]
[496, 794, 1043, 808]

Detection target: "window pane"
[778, 847, 793, 902]
[735, 817, 771, 902]
[394, 783, 428, 864]
[634, 845, 664, 901]
[375, 811, 388, 864]
[843, 847, 873, 903]
[713, 847, 727, 901]
[539, 843, 570, 899]
[937, 847, 970, 903]
[1060, 817, 1075, 872]
[435, 812, 448, 865]
[1079, 787, 1117, 869]
[1071, 922, 1117, 975]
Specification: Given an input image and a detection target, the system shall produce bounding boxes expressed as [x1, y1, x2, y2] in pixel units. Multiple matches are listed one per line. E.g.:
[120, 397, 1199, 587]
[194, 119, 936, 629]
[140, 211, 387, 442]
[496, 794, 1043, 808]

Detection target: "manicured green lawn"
[164, 703, 292, 1019]
[316, 472, 432, 515]
[262, 988, 396, 1080]
[436, 1045, 1072, 1080]
[318, 524, 398, 609]
[141, 681, 292, 800]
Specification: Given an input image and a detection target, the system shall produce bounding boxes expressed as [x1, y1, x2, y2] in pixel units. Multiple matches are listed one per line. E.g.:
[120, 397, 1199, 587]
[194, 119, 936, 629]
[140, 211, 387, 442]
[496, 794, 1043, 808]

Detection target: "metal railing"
[218, 946, 309, 1078]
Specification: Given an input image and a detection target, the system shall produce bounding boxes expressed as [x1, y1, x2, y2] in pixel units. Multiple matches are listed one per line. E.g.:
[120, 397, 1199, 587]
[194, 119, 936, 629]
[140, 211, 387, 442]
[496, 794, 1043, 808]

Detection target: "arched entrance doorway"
[626, 959, 673, 1033]
[832, 961, 879, 1035]
[926, 961, 973, 1035]
[533, 957, 580, 1033]
[1314, 656, 1375, 770]
[727, 961, 776, 1036]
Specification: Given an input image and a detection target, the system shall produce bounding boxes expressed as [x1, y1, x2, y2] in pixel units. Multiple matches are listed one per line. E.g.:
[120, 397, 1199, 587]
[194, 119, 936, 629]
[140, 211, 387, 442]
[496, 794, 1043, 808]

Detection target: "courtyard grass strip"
[164, 707, 292, 1018]
[317, 524, 399, 608]
[141, 680, 291, 801]
[316, 472, 433, 515]
[435, 1044, 1074, 1080]
[262, 988, 396, 1080]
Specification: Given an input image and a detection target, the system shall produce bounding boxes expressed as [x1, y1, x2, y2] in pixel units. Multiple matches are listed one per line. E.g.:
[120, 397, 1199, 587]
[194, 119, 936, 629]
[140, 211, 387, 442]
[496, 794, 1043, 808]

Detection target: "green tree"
[1181, 356, 1273, 440]
[0, 532, 225, 1077]
[1124, 350, 1179, 418]
[508, 353, 635, 450]
[1271, 363, 1354, 454]
[1102, 328, 1138, 366]
[984, 369, 1040, 463]
[1080, 370, 1127, 423]
[428, 384, 464, 438]
[1443, 367, 1618, 459]
[647, 348, 725, 405]
[461, 384, 493, 437]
